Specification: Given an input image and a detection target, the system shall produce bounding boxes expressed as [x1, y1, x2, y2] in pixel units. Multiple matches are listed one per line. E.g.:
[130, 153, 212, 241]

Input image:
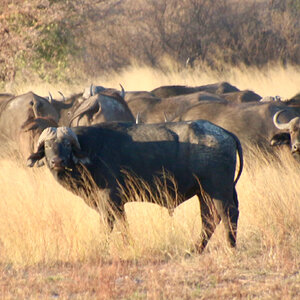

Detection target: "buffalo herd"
[1, 81, 299, 252]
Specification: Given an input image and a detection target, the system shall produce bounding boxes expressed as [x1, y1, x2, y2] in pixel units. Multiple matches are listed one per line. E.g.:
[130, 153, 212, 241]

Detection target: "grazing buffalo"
[174, 101, 300, 156]
[150, 82, 239, 98]
[0, 92, 59, 158]
[68, 91, 134, 126]
[27, 121, 243, 253]
[270, 110, 300, 162]
[82, 83, 125, 99]
[124, 91, 157, 102]
[127, 91, 226, 124]
[151, 85, 201, 98]
[220, 90, 262, 103]
[19, 117, 58, 159]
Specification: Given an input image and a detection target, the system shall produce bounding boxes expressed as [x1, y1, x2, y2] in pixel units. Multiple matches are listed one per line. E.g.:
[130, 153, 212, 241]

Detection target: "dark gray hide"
[174, 101, 300, 156]
[220, 90, 262, 103]
[0, 92, 59, 158]
[270, 110, 300, 162]
[68, 92, 134, 126]
[27, 121, 243, 253]
[127, 91, 226, 123]
[150, 82, 239, 98]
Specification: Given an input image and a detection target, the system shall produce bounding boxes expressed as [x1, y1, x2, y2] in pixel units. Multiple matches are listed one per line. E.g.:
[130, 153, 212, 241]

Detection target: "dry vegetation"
[0, 133, 299, 299]
[1, 67, 300, 297]
[1, 0, 300, 89]
[1, 0, 300, 298]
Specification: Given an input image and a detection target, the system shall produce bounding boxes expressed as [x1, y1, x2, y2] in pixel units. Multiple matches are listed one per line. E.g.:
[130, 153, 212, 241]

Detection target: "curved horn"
[68, 96, 100, 126]
[119, 84, 125, 98]
[48, 92, 53, 103]
[164, 112, 168, 122]
[90, 83, 94, 97]
[273, 110, 291, 130]
[36, 127, 57, 150]
[58, 91, 66, 102]
[57, 127, 81, 150]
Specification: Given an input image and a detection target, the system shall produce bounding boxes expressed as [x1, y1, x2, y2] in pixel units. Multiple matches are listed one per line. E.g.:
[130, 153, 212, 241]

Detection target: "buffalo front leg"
[196, 193, 221, 253]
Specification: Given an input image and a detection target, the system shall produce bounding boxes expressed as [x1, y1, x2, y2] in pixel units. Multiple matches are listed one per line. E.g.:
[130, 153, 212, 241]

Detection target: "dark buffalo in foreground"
[174, 101, 300, 159]
[270, 110, 300, 161]
[27, 121, 243, 253]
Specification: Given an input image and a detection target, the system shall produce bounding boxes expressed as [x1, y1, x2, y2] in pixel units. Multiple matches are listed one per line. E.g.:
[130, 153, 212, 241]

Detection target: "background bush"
[1, 0, 300, 86]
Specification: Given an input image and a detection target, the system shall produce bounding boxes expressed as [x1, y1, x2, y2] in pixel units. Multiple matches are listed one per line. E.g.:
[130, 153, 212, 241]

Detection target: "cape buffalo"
[150, 82, 239, 98]
[220, 90, 262, 103]
[68, 91, 134, 126]
[27, 120, 243, 253]
[82, 83, 125, 99]
[174, 101, 300, 156]
[127, 91, 226, 124]
[270, 110, 300, 162]
[0, 92, 59, 158]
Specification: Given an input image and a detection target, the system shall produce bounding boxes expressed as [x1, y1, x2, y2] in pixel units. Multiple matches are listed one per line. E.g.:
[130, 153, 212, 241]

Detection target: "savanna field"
[0, 65, 300, 299]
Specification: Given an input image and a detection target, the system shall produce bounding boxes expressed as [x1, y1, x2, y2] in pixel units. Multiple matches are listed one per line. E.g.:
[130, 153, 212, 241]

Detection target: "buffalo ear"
[270, 132, 291, 146]
[72, 148, 91, 165]
[26, 144, 45, 167]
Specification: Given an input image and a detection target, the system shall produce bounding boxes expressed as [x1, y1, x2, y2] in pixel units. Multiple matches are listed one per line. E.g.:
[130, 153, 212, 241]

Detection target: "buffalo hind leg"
[213, 192, 239, 249]
[196, 193, 221, 253]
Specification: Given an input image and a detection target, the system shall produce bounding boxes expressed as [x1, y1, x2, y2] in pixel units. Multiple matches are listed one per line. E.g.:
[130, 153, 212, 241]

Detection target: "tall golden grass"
[1, 64, 300, 268]
[0, 143, 299, 267]
[11, 63, 300, 100]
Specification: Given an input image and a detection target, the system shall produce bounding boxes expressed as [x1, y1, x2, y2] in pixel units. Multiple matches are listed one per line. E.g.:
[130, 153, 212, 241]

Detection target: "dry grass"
[11, 63, 300, 100]
[0, 145, 299, 299]
[1, 65, 300, 298]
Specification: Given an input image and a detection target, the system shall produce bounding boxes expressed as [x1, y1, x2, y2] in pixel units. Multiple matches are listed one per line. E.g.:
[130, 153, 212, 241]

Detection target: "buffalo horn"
[57, 127, 81, 150]
[48, 92, 53, 103]
[273, 110, 291, 130]
[164, 112, 168, 122]
[90, 83, 94, 97]
[58, 91, 66, 102]
[36, 127, 57, 149]
[119, 84, 125, 98]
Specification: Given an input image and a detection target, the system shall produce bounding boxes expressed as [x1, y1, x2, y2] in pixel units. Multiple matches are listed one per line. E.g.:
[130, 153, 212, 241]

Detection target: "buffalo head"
[27, 127, 90, 177]
[270, 110, 300, 161]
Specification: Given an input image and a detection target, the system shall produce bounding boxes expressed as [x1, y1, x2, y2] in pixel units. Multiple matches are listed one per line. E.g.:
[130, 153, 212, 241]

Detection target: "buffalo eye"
[62, 139, 71, 148]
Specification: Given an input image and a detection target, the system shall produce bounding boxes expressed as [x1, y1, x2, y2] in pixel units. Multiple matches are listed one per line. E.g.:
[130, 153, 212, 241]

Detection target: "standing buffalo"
[82, 83, 125, 99]
[127, 91, 226, 124]
[220, 90, 262, 103]
[0, 92, 59, 158]
[150, 82, 239, 98]
[68, 91, 134, 126]
[270, 110, 300, 161]
[27, 121, 243, 253]
[174, 101, 300, 158]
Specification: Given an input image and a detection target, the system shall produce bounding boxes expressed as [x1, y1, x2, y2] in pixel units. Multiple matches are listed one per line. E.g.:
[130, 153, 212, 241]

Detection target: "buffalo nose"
[50, 157, 65, 168]
[292, 143, 300, 153]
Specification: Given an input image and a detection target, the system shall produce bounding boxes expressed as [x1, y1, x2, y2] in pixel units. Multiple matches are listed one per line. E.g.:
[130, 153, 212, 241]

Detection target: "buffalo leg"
[196, 193, 221, 253]
[212, 191, 239, 248]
